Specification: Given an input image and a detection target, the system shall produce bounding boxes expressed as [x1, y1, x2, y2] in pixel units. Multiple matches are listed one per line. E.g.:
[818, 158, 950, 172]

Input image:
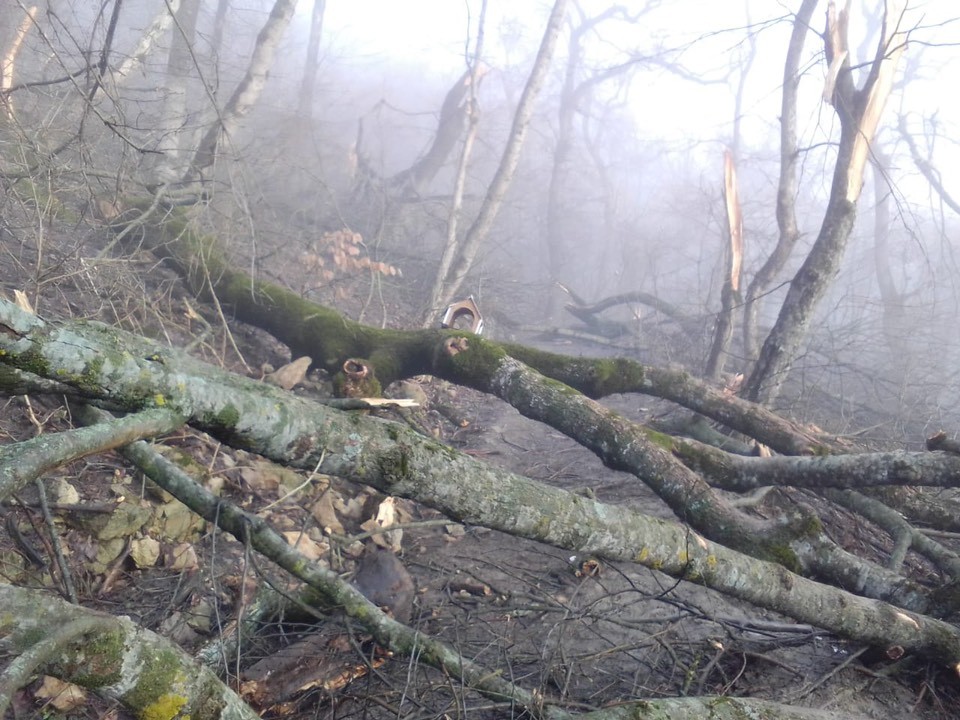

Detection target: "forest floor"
[1, 229, 958, 719]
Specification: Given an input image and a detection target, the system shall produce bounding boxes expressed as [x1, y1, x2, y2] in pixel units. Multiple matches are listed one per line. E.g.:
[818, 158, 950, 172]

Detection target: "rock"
[352, 545, 415, 622]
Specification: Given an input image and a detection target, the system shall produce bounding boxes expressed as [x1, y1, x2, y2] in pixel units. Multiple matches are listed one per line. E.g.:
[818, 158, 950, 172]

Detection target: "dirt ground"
[1, 227, 959, 719]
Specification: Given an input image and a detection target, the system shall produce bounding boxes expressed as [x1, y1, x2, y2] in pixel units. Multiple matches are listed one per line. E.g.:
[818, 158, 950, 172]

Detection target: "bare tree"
[423, 0, 569, 318]
[182, 0, 297, 187]
[151, 0, 202, 185]
[740, 0, 817, 366]
[744, 1, 908, 403]
[297, 0, 325, 121]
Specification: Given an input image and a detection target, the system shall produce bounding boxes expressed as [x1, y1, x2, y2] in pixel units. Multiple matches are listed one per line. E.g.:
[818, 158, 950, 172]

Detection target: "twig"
[786, 646, 867, 702]
[35, 478, 77, 603]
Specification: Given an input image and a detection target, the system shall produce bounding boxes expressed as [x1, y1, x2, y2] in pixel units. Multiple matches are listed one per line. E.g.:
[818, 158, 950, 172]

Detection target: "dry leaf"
[360, 497, 402, 552]
[310, 492, 346, 535]
[130, 536, 160, 568]
[263, 356, 312, 391]
[167, 543, 199, 571]
[334, 493, 368, 521]
[282, 532, 328, 561]
[35, 676, 86, 711]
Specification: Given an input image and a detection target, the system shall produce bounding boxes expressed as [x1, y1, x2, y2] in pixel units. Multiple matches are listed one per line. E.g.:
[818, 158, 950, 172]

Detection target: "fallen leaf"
[264, 356, 312, 391]
[35, 676, 86, 711]
[310, 492, 346, 535]
[167, 543, 199, 571]
[282, 531, 328, 561]
[361, 497, 402, 552]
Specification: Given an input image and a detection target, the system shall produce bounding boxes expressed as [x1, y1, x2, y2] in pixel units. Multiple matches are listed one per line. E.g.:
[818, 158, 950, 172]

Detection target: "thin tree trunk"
[209, 0, 231, 72]
[424, 0, 568, 317]
[543, 10, 583, 322]
[152, 0, 201, 185]
[421, 2, 487, 327]
[741, 0, 817, 365]
[0, 5, 38, 121]
[113, 0, 181, 84]
[297, 0, 325, 120]
[182, 0, 297, 187]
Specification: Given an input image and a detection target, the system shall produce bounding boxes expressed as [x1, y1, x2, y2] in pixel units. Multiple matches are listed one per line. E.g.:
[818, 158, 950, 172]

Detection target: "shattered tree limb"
[2, 298, 960, 671]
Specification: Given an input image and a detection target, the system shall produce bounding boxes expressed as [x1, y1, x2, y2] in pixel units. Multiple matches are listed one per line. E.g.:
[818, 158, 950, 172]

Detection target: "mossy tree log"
[118, 202, 825, 455]
[2, 297, 960, 674]
[105, 205, 960, 614]
[0, 583, 261, 720]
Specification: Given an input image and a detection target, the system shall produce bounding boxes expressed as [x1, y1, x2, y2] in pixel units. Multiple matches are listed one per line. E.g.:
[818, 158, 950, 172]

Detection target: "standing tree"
[744, 0, 908, 403]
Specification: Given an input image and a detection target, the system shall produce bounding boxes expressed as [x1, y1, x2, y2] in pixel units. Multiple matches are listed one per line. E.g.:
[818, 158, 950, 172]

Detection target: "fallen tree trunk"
[0, 582, 260, 720]
[2, 297, 960, 672]
[111, 201, 827, 455]
[100, 205, 960, 616]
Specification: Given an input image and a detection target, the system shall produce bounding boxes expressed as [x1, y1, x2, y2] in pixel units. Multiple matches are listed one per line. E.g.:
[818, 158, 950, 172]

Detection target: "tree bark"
[296, 0, 324, 119]
[740, 0, 818, 364]
[114, 0, 182, 85]
[705, 150, 743, 380]
[152, 0, 202, 185]
[0, 5, 38, 121]
[4, 297, 960, 668]
[109, 202, 826, 455]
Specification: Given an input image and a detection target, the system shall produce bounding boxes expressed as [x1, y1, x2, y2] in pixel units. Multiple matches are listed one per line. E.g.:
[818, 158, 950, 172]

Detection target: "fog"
[3, 0, 960, 438]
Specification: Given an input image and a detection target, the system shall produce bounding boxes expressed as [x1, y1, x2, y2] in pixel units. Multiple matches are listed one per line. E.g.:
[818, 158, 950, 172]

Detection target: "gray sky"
[306, 0, 960, 194]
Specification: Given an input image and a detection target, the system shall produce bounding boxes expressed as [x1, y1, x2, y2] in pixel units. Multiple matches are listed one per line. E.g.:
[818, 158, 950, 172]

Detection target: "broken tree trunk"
[744, 2, 908, 404]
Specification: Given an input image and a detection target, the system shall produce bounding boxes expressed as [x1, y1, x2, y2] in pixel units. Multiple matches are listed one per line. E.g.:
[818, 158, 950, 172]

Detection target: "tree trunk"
[182, 0, 297, 186]
[744, 2, 907, 404]
[704, 150, 743, 380]
[209, 0, 232, 75]
[424, 0, 568, 317]
[420, 4, 486, 327]
[0, 583, 260, 720]
[0, 5, 38, 121]
[152, 0, 201, 185]
[113, 0, 182, 85]
[740, 0, 817, 364]
[296, 0, 325, 120]
[4, 295, 960, 670]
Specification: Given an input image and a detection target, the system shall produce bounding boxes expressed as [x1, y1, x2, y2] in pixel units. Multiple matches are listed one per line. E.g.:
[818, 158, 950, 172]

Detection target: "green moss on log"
[444, 336, 507, 390]
[66, 629, 126, 688]
[502, 343, 647, 397]
[641, 427, 676, 451]
[124, 647, 186, 714]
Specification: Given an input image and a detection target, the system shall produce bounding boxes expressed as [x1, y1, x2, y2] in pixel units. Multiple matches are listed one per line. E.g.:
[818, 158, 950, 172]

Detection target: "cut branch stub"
[927, 431, 960, 455]
[443, 337, 470, 357]
[333, 358, 381, 399]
